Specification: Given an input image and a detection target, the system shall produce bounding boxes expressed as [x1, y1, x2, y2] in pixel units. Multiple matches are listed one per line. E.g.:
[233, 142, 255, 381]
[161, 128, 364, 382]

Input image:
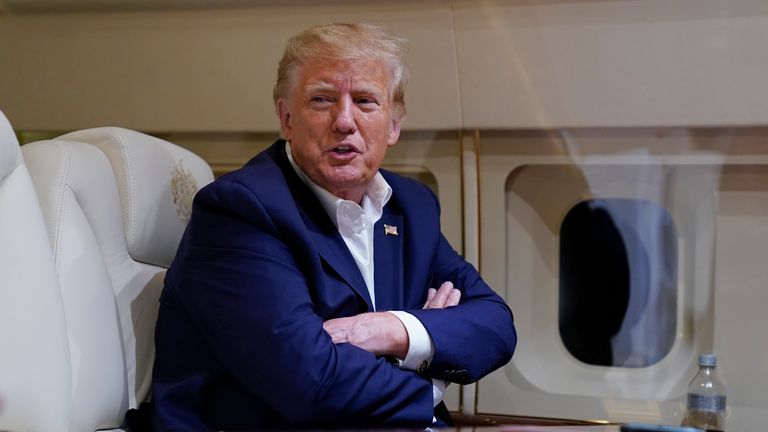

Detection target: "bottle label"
[687, 393, 726, 412]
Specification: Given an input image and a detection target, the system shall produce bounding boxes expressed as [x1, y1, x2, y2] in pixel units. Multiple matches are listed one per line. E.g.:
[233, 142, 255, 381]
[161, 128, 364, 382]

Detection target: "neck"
[328, 187, 365, 205]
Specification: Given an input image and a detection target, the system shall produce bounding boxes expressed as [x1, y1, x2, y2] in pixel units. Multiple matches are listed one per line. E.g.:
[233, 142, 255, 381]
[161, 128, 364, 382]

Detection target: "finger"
[423, 288, 437, 308]
[322, 320, 333, 333]
[322, 322, 339, 343]
[431, 281, 454, 308]
[426, 281, 454, 309]
[446, 288, 461, 307]
[323, 318, 350, 344]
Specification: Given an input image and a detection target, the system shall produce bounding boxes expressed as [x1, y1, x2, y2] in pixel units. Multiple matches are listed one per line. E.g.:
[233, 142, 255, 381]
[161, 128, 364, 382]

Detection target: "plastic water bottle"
[685, 354, 726, 431]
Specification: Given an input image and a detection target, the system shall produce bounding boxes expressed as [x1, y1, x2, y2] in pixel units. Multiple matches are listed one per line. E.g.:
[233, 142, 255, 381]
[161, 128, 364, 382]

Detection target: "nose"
[332, 96, 356, 134]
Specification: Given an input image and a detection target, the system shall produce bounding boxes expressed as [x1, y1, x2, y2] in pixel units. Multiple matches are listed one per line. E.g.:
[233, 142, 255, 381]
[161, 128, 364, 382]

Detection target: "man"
[152, 22, 516, 431]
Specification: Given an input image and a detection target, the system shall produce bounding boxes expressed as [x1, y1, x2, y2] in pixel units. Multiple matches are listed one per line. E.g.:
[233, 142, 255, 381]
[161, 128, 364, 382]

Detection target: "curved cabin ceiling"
[0, 0, 310, 14]
[2, 0, 767, 131]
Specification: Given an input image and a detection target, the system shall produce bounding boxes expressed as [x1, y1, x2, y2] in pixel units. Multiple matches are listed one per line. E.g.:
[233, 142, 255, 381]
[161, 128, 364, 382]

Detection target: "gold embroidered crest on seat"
[170, 159, 197, 222]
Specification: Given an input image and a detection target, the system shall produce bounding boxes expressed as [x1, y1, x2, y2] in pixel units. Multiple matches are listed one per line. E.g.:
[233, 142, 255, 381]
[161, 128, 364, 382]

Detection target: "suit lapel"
[271, 142, 374, 311]
[373, 209, 404, 311]
[301, 210, 374, 311]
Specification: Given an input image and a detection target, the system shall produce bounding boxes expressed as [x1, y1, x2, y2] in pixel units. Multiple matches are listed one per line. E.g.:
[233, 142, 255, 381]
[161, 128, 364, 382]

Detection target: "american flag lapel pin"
[384, 224, 398, 236]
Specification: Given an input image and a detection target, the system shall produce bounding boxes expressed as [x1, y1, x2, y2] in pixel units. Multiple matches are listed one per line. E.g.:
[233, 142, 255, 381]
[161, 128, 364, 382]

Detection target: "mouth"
[329, 144, 360, 156]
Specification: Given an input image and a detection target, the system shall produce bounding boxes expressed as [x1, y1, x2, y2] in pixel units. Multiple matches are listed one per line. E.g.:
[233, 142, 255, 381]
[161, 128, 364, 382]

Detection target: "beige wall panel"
[0, 1, 461, 131]
[453, 0, 768, 128]
[157, 132, 277, 176]
[382, 131, 464, 254]
[475, 128, 768, 431]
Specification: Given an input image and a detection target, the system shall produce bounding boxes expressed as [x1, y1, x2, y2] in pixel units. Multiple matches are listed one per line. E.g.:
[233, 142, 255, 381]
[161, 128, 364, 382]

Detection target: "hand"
[423, 281, 461, 309]
[322, 281, 461, 358]
[323, 312, 409, 358]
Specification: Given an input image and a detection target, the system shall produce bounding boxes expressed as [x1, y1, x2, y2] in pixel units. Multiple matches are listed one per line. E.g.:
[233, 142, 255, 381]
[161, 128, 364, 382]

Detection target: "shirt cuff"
[388, 311, 434, 372]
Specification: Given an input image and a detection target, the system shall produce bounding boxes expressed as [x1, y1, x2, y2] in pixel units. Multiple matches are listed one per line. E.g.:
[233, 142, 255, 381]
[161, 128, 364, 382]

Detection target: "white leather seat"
[0, 110, 71, 432]
[22, 127, 213, 431]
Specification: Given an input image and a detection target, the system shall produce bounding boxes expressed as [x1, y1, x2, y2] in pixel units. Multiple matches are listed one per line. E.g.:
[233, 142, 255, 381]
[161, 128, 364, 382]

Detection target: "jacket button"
[453, 370, 469, 383]
[445, 369, 469, 383]
[417, 360, 429, 374]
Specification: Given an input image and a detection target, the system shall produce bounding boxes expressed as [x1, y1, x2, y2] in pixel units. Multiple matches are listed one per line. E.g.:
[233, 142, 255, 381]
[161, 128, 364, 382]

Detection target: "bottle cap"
[698, 353, 717, 367]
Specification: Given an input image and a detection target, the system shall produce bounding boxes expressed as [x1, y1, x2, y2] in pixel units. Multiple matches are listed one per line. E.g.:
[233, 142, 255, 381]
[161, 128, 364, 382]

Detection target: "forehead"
[294, 58, 391, 93]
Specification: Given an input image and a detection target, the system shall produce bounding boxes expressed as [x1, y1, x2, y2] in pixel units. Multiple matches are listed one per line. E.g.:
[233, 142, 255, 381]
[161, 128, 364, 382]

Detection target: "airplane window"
[559, 198, 677, 368]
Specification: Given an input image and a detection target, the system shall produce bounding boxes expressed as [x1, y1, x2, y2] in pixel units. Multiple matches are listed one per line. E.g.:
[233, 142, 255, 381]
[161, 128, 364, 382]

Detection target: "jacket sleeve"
[171, 179, 434, 427]
[407, 192, 517, 385]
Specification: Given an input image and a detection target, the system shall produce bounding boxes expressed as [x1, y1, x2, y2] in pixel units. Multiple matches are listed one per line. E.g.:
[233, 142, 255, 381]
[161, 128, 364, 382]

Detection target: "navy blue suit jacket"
[152, 140, 516, 431]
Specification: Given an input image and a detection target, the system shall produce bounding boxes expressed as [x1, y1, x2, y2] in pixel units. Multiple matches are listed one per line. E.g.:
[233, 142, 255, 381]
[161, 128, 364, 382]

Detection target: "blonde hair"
[273, 22, 409, 118]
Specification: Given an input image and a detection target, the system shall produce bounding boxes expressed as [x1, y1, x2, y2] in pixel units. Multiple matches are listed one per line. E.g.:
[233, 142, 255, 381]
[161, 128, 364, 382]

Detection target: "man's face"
[278, 58, 402, 203]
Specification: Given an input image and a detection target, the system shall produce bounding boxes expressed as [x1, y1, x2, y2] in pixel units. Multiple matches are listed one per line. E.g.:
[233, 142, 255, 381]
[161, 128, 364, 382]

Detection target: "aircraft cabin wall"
[1, 1, 768, 430]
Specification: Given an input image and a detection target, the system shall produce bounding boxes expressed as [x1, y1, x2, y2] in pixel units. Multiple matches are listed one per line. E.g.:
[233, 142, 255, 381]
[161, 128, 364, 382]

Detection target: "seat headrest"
[56, 127, 214, 267]
[0, 111, 22, 182]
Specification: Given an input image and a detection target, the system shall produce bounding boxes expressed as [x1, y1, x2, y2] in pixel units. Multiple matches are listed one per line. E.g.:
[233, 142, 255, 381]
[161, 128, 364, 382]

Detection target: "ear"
[387, 116, 402, 147]
[277, 99, 293, 141]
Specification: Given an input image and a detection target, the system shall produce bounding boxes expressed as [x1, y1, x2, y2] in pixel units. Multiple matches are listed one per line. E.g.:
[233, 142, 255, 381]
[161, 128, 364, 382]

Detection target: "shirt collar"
[285, 141, 392, 228]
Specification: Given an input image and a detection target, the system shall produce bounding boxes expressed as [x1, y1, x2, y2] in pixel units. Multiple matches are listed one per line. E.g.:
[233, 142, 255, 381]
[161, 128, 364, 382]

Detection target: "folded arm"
[173, 181, 435, 427]
[409, 234, 517, 384]
[322, 281, 461, 358]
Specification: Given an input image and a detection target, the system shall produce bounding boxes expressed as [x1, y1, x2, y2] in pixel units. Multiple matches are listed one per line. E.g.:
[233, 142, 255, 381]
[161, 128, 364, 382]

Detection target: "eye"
[356, 97, 377, 104]
[355, 97, 380, 109]
[310, 95, 333, 104]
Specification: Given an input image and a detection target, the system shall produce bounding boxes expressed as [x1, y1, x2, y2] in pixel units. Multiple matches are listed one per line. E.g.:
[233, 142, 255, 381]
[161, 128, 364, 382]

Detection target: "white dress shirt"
[285, 143, 445, 407]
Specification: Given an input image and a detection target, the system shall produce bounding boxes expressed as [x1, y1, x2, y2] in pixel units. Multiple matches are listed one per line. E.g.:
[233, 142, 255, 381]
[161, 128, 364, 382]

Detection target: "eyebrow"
[303, 81, 336, 94]
[303, 81, 386, 97]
